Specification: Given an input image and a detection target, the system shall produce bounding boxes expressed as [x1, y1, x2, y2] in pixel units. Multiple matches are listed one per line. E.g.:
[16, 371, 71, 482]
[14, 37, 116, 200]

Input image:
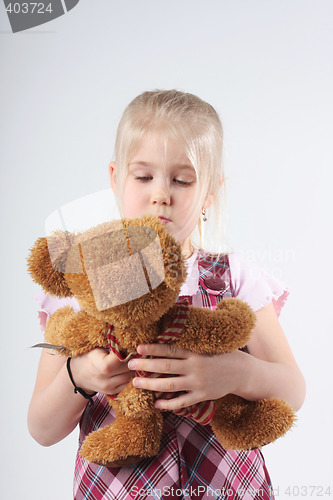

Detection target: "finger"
[132, 374, 187, 393]
[137, 343, 191, 358]
[91, 349, 130, 376]
[128, 357, 185, 375]
[101, 372, 133, 396]
[154, 393, 199, 412]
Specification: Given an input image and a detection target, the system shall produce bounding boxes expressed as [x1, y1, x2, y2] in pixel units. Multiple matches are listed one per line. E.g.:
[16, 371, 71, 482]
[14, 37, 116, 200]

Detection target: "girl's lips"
[158, 217, 171, 224]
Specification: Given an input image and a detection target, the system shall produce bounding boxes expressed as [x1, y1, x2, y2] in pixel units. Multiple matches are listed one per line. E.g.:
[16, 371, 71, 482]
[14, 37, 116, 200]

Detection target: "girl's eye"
[134, 176, 193, 186]
[174, 179, 192, 186]
[135, 176, 153, 182]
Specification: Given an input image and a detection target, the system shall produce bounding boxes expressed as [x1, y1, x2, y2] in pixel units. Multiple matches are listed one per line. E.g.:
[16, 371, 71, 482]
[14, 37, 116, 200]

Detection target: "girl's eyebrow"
[128, 161, 194, 170]
[128, 161, 152, 167]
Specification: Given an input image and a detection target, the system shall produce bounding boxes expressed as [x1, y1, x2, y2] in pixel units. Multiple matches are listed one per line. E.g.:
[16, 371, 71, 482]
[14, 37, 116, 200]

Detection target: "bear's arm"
[45, 306, 108, 358]
[176, 298, 256, 354]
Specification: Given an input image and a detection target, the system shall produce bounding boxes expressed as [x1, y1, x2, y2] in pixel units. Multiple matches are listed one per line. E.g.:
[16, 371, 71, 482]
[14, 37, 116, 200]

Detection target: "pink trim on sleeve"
[228, 252, 289, 316]
[35, 291, 81, 332]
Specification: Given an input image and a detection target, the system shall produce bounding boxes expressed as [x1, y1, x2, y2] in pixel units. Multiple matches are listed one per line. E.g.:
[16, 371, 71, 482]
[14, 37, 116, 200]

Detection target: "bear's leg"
[210, 394, 296, 450]
[80, 381, 163, 467]
[80, 412, 163, 467]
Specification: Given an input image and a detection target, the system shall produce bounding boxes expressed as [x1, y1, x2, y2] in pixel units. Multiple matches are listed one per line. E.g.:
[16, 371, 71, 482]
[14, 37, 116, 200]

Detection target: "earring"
[202, 209, 207, 222]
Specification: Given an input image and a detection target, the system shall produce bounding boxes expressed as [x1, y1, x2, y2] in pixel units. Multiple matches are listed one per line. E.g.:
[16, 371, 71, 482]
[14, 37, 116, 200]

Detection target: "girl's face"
[110, 133, 208, 257]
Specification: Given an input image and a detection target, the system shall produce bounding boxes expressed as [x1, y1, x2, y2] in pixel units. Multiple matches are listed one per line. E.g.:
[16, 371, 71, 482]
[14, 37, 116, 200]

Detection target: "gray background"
[1, 1, 332, 498]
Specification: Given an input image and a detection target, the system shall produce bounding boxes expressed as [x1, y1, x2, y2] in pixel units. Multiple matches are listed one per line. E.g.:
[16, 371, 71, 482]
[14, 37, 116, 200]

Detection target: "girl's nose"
[151, 186, 171, 205]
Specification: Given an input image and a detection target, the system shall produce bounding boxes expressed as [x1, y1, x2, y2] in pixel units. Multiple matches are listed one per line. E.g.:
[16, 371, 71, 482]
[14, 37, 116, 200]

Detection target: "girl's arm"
[28, 348, 133, 446]
[128, 302, 306, 412]
[237, 302, 306, 409]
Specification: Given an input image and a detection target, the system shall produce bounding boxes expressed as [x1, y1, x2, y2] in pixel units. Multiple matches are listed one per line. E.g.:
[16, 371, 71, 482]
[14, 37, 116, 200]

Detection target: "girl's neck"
[182, 240, 195, 260]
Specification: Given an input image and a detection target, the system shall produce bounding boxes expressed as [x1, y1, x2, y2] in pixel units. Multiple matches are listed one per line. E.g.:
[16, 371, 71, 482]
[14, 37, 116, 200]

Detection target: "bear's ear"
[27, 236, 73, 297]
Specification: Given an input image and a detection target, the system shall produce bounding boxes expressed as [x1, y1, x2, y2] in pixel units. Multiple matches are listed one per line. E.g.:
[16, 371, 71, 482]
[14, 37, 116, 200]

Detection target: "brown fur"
[28, 215, 295, 466]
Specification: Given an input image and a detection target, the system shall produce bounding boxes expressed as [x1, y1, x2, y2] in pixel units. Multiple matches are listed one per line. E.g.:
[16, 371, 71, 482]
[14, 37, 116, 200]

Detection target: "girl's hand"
[70, 348, 134, 396]
[128, 302, 306, 413]
[128, 344, 245, 412]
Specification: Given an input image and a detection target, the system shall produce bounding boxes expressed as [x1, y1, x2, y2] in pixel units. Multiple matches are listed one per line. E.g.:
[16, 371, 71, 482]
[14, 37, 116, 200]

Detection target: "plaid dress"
[73, 250, 274, 500]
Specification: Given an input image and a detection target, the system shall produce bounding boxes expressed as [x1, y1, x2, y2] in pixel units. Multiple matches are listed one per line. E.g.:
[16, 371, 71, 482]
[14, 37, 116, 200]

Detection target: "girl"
[28, 89, 305, 500]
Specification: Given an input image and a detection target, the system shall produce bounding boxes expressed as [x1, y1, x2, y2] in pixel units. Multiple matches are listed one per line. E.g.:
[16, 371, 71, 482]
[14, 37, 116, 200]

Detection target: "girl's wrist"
[69, 356, 96, 396]
[230, 350, 253, 399]
[66, 358, 97, 406]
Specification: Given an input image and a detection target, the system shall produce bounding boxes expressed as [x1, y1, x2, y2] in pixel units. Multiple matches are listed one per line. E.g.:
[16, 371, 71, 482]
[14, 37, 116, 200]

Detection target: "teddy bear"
[28, 215, 295, 467]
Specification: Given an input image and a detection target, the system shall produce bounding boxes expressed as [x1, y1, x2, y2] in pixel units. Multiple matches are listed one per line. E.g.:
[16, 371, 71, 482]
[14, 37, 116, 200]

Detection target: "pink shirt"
[179, 250, 288, 316]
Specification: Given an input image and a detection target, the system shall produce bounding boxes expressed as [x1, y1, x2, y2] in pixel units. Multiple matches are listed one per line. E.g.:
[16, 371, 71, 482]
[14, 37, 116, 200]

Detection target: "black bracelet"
[66, 357, 97, 407]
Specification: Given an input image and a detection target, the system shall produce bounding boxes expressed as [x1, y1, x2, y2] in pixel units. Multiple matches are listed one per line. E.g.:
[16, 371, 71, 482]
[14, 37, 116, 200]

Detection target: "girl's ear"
[204, 176, 224, 209]
[27, 236, 73, 297]
[109, 161, 117, 193]
[204, 193, 214, 210]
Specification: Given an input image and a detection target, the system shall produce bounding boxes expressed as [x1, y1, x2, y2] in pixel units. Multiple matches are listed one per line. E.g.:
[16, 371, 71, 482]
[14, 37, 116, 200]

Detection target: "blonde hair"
[113, 89, 228, 253]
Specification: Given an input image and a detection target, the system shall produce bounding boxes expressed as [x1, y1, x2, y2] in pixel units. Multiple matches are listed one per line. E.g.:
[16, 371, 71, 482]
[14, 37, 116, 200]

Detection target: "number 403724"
[285, 486, 332, 496]
[5, 3, 53, 14]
